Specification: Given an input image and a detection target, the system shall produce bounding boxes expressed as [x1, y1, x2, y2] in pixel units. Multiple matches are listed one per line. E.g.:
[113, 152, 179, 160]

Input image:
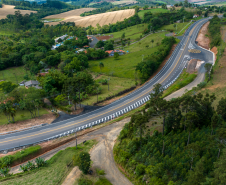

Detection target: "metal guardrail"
[0, 19, 212, 154]
[0, 95, 152, 154]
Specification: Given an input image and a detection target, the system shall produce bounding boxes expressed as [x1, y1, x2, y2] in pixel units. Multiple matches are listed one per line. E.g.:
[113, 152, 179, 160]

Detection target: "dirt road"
[10, 118, 132, 185]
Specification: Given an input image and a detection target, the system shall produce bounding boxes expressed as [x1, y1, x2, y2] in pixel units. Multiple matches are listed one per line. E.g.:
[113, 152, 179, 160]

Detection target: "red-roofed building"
[105, 50, 125, 56]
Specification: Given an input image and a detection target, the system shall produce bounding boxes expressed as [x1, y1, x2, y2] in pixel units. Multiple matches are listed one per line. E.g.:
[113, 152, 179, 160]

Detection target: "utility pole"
[75, 130, 77, 149]
[68, 93, 70, 105]
[183, 16, 185, 23]
[96, 87, 98, 103]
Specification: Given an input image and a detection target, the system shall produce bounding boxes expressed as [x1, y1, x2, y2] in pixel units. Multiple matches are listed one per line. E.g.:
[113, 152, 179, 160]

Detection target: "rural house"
[24, 80, 42, 89]
[193, 14, 199, 18]
[105, 50, 125, 56]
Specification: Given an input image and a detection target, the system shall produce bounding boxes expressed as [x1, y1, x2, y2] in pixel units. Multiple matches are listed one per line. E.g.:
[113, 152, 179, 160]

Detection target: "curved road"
[0, 18, 214, 152]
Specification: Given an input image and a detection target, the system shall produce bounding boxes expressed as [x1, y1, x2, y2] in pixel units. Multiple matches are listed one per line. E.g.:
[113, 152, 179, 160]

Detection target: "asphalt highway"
[0, 18, 214, 152]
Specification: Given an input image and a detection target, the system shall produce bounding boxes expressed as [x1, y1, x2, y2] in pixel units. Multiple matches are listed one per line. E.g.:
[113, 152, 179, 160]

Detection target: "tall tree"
[185, 111, 198, 145]
[213, 148, 226, 184]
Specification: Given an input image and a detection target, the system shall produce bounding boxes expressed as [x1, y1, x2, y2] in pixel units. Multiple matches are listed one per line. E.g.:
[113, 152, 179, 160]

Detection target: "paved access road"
[0, 18, 214, 151]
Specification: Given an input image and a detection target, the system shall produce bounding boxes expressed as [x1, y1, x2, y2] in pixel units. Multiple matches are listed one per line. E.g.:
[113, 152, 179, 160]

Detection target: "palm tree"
[151, 39, 154, 48]
[99, 62, 104, 73]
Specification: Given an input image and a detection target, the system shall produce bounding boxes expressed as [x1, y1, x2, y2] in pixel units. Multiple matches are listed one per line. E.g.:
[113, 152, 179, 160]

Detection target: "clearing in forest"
[44, 9, 135, 28]
[0, 4, 36, 20]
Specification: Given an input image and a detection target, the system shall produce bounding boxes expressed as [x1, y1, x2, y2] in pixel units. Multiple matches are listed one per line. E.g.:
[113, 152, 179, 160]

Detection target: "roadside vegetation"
[0, 140, 97, 185]
[0, 145, 41, 169]
[163, 70, 197, 97]
[114, 83, 226, 185]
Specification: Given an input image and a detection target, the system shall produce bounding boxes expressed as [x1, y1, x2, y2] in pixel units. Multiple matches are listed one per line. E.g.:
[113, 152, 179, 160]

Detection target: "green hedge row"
[0, 145, 41, 169]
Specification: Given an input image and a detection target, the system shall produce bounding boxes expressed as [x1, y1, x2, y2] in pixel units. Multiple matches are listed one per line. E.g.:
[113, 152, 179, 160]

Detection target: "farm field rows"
[44, 9, 135, 27]
[0, 4, 36, 20]
[43, 8, 95, 19]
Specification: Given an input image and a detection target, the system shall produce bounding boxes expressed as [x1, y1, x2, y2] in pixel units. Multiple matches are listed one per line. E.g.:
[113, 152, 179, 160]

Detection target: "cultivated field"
[43, 8, 95, 19]
[44, 9, 135, 28]
[0, 4, 36, 20]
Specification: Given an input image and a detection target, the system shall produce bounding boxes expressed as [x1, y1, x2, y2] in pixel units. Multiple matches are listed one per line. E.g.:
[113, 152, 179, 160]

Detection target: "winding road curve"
[0, 18, 214, 152]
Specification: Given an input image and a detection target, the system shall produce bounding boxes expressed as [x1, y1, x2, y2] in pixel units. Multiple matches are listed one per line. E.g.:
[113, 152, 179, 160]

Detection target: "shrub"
[135, 164, 146, 176]
[73, 151, 91, 174]
[0, 146, 41, 168]
[35, 157, 47, 168]
[78, 177, 92, 185]
[95, 177, 112, 185]
[0, 167, 10, 177]
[96, 168, 105, 175]
[197, 82, 207, 89]
[20, 164, 29, 172]
[26, 161, 36, 170]
[0, 156, 12, 168]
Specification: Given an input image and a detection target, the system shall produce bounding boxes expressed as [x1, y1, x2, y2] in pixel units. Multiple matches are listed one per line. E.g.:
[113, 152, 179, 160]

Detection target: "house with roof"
[193, 14, 199, 18]
[55, 34, 68, 43]
[105, 50, 125, 56]
[24, 80, 42, 89]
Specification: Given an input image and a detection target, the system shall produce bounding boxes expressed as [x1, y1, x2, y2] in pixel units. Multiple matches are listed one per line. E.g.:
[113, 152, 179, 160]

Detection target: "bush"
[135, 164, 146, 176]
[73, 151, 91, 174]
[0, 145, 41, 168]
[197, 81, 207, 89]
[96, 168, 105, 175]
[78, 177, 92, 185]
[95, 177, 112, 185]
[35, 157, 47, 168]
[0, 167, 10, 177]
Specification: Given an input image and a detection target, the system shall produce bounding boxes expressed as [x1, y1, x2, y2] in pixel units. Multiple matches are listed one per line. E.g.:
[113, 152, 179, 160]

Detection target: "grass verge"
[0, 140, 97, 185]
[0, 108, 49, 126]
[0, 145, 41, 168]
[163, 69, 197, 97]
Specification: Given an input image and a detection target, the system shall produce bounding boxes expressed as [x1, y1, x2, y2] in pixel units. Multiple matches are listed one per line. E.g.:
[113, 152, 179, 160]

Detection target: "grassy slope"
[90, 23, 188, 79]
[0, 108, 50, 125]
[111, 23, 148, 40]
[163, 69, 197, 97]
[82, 75, 135, 105]
[0, 140, 97, 185]
[89, 47, 159, 79]
[138, 8, 170, 18]
[0, 66, 34, 84]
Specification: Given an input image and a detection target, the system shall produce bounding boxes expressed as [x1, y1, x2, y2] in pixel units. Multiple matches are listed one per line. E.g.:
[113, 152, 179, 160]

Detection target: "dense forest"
[114, 84, 226, 185]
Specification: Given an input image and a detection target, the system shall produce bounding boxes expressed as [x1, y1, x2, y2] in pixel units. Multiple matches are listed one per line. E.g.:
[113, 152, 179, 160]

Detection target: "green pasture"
[0, 140, 97, 185]
[138, 8, 170, 18]
[89, 46, 159, 79]
[0, 66, 35, 84]
[82, 75, 135, 105]
[111, 23, 148, 40]
[0, 108, 50, 125]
